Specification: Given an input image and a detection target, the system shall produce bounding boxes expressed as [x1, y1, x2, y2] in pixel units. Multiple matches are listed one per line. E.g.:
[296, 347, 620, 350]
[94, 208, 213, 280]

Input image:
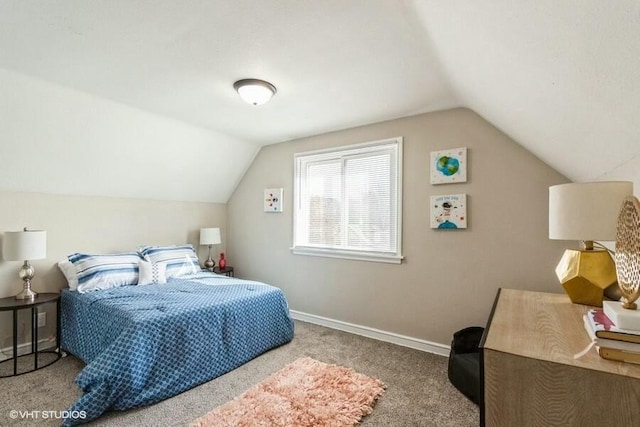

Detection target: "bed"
[60, 272, 294, 426]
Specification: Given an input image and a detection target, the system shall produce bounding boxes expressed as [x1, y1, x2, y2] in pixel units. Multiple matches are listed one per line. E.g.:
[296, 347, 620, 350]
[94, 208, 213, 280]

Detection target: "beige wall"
[227, 108, 570, 345]
[0, 191, 225, 349]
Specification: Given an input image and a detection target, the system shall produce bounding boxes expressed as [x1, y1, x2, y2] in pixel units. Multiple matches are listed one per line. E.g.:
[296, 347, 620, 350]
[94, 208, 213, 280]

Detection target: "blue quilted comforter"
[60, 273, 294, 425]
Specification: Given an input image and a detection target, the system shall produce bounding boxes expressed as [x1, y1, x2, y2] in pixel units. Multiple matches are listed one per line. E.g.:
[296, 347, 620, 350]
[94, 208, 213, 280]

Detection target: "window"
[293, 137, 403, 263]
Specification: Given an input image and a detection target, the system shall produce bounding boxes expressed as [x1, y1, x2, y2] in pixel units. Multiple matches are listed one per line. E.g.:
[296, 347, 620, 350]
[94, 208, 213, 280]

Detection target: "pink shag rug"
[191, 357, 386, 427]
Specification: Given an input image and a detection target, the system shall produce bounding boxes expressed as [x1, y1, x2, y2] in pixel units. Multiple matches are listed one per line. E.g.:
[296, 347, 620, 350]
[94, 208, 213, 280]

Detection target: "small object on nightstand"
[219, 253, 226, 270]
[213, 266, 234, 277]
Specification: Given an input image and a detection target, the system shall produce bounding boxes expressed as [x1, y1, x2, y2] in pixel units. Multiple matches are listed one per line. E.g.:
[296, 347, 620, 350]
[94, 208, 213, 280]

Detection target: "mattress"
[60, 272, 294, 425]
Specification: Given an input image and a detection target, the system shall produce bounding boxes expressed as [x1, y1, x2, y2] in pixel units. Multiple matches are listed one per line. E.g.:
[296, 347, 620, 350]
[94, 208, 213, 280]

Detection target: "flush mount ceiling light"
[233, 79, 277, 106]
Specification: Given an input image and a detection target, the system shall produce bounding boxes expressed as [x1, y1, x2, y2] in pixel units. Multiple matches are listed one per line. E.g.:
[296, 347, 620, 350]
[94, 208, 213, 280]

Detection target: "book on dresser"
[598, 347, 640, 364]
[583, 314, 640, 351]
[584, 310, 640, 365]
[586, 309, 640, 344]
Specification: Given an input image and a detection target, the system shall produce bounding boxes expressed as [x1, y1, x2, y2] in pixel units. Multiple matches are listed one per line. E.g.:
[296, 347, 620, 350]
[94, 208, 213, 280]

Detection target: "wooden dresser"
[480, 289, 640, 427]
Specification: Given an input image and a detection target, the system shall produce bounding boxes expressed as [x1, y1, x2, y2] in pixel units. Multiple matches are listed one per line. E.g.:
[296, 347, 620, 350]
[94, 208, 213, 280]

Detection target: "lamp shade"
[199, 228, 221, 245]
[549, 181, 633, 241]
[2, 229, 47, 261]
[233, 79, 276, 106]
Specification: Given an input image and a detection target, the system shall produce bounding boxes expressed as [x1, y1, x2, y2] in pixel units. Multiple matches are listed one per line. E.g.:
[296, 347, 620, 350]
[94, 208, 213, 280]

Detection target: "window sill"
[291, 246, 403, 264]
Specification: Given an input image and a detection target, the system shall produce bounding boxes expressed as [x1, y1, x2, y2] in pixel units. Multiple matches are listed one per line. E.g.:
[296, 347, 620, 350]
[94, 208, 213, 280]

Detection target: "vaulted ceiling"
[0, 1, 638, 202]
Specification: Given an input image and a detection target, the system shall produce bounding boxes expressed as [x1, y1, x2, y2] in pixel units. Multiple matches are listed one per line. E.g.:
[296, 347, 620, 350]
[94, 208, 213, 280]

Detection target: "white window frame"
[292, 137, 403, 264]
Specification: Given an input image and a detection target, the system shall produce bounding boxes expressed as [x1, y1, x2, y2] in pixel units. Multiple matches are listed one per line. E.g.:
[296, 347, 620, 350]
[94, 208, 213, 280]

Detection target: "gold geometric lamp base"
[555, 249, 617, 307]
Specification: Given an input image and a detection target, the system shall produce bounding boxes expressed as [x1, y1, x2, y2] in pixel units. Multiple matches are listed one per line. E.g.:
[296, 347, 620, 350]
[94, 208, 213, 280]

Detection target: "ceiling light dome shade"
[233, 79, 277, 105]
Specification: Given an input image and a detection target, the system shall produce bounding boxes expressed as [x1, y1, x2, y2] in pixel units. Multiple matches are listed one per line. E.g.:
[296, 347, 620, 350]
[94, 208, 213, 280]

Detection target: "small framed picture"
[264, 188, 283, 212]
[430, 147, 467, 184]
[430, 194, 467, 229]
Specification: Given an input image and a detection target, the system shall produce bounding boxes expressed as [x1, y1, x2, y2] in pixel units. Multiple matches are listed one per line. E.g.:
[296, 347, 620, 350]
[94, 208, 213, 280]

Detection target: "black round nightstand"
[0, 293, 62, 377]
[213, 266, 234, 277]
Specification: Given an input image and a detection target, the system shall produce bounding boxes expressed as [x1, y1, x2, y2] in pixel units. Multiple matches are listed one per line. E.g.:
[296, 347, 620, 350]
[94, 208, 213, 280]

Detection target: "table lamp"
[199, 228, 221, 271]
[549, 181, 633, 306]
[2, 227, 47, 300]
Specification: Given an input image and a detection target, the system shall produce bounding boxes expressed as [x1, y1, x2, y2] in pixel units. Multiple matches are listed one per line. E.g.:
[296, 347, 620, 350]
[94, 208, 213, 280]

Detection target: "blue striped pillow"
[68, 252, 141, 293]
[138, 244, 200, 278]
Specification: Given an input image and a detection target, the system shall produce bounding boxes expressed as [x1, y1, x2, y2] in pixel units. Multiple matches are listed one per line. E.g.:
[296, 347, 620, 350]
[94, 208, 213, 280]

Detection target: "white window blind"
[293, 137, 403, 263]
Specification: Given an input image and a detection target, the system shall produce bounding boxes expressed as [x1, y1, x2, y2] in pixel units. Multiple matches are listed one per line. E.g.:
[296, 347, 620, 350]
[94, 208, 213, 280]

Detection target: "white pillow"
[58, 260, 79, 291]
[137, 245, 200, 278]
[138, 260, 167, 286]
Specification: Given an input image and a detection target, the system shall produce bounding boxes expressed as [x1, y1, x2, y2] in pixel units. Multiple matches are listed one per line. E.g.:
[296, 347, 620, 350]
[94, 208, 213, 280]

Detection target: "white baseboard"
[0, 336, 57, 362]
[289, 310, 450, 357]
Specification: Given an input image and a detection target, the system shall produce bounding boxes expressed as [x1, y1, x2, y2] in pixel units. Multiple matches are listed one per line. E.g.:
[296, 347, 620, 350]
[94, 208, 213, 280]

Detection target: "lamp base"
[203, 244, 216, 271]
[15, 283, 37, 300]
[204, 258, 215, 271]
[16, 263, 38, 300]
[556, 249, 617, 307]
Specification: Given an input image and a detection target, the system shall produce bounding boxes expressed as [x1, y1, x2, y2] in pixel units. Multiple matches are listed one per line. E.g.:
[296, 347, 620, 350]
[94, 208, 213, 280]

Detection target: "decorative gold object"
[555, 247, 617, 307]
[549, 181, 634, 307]
[615, 196, 640, 310]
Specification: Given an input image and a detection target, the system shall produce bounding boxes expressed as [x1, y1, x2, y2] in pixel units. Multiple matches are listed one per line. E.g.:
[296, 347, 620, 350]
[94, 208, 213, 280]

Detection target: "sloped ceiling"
[0, 0, 638, 202]
[411, 0, 640, 183]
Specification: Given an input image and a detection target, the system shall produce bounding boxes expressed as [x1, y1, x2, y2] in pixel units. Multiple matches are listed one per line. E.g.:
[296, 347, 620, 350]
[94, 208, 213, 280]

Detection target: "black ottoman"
[447, 326, 484, 404]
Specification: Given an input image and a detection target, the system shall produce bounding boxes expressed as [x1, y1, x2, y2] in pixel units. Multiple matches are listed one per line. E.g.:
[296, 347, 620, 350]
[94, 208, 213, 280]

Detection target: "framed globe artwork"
[430, 147, 467, 184]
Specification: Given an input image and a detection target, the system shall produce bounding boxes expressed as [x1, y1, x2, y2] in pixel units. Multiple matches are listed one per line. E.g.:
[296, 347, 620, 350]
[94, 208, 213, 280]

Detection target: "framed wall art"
[264, 188, 283, 212]
[430, 194, 467, 229]
[430, 147, 467, 184]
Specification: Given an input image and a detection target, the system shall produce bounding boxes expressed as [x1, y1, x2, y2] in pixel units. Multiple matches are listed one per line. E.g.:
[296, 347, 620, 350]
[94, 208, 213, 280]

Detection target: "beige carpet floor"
[0, 320, 478, 426]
